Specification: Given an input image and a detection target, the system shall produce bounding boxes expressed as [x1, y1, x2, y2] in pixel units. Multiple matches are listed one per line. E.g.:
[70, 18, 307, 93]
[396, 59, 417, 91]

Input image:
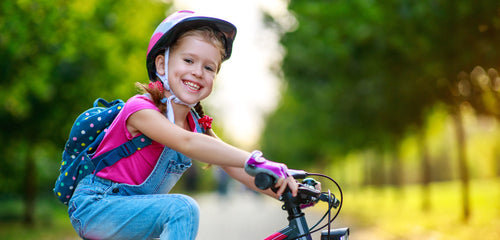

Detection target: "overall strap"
[190, 109, 206, 134]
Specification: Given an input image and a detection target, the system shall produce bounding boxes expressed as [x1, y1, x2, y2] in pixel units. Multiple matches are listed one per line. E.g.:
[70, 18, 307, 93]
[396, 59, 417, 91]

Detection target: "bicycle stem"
[280, 191, 313, 240]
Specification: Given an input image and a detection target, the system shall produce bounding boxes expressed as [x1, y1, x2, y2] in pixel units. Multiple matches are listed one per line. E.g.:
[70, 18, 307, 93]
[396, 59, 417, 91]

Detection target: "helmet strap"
[156, 48, 197, 124]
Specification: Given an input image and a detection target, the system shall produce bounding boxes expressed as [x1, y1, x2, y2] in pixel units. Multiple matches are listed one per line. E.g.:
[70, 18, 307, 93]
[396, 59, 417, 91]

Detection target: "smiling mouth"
[183, 80, 201, 91]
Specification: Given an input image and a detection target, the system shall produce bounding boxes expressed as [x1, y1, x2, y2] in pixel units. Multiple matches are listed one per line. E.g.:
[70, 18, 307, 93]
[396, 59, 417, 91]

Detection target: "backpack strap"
[89, 104, 197, 175]
[92, 135, 153, 173]
[94, 98, 123, 108]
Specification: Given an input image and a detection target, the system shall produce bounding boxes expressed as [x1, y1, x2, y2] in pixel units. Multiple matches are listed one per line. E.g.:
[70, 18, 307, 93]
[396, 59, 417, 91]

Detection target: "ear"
[155, 54, 166, 76]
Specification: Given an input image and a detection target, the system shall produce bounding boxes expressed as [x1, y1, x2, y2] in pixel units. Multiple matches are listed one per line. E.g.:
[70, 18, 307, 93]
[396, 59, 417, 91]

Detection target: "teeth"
[184, 81, 200, 91]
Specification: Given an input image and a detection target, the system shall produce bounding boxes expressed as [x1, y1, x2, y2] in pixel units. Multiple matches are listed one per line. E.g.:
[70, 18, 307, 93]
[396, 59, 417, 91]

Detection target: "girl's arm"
[128, 108, 298, 196]
[127, 108, 248, 167]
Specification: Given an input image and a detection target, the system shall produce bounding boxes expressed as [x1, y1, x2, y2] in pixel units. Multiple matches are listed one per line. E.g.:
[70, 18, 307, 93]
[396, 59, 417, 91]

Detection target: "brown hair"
[172, 26, 226, 71]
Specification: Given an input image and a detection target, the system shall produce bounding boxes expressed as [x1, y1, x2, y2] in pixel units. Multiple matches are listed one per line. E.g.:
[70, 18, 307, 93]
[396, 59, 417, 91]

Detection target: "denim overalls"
[68, 111, 204, 240]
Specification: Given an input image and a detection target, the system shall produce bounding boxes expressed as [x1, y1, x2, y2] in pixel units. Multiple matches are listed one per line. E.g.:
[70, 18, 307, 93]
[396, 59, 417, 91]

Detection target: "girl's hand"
[275, 175, 299, 197]
[244, 150, 299, 197]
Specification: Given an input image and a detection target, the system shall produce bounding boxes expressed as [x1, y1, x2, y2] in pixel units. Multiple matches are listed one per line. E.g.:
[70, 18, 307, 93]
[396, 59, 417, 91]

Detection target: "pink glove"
[244, 150, 289, 182]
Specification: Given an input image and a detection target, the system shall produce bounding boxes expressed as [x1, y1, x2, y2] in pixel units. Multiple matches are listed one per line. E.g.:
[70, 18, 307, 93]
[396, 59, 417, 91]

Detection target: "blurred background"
[1, 0, 500, 239]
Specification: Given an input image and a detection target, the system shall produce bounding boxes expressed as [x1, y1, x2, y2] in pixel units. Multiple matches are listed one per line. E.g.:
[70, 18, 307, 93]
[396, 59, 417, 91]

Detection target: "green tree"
[262, 0, 500, 220]
[0, 0, 168, 225]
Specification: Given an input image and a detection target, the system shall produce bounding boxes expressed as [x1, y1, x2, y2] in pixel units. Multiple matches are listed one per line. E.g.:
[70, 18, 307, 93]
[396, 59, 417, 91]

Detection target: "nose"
[192, 65, 203, 78]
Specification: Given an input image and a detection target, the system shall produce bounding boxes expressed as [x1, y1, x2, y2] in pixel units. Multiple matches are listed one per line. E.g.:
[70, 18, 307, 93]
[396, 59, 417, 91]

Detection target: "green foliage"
[262, 0, 500, 168]
[0, 197, 78, 239]
[0, 0, 169, 198]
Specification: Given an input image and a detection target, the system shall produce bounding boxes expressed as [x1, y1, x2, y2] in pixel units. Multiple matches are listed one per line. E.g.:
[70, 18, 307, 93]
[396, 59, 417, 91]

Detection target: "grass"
[330, 178, 500, 240]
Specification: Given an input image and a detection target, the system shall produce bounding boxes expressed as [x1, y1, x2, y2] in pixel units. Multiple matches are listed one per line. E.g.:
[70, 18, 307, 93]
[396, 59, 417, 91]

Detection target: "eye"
[184, 58, 193, 64]
[204, 65, 215, 72]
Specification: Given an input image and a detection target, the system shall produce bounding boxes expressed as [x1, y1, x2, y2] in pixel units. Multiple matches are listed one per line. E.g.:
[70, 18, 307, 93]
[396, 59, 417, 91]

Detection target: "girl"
[68, 10, 298, 240]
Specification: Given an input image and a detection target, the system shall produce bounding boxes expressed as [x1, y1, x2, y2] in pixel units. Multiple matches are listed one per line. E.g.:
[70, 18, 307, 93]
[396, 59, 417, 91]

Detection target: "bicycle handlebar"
[254, 172, 340, 208]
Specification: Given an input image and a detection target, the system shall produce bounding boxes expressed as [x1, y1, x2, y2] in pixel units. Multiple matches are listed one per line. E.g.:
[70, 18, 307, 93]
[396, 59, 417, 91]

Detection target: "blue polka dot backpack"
[53, 98, 152, 205]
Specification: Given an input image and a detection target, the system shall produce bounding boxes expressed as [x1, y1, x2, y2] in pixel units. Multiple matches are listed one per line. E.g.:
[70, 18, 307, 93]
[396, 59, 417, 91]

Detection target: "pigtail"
[135, 81, 167, 114]
[194, 102, 205, 117]
[194, 102, 218, 138]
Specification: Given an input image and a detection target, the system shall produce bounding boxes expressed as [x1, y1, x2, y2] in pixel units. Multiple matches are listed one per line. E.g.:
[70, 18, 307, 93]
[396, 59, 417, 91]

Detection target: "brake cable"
[288, 173, 343, 240]
[307, 173, 343, 235]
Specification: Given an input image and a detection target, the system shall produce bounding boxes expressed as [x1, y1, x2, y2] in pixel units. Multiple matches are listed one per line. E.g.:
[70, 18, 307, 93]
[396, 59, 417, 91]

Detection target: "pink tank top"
[94, 95, 198, 185]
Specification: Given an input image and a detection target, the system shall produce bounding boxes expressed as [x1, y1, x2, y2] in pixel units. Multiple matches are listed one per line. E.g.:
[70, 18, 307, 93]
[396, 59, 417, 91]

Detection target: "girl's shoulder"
[126, 94, 153, 104]
[124, 94, 159, 113]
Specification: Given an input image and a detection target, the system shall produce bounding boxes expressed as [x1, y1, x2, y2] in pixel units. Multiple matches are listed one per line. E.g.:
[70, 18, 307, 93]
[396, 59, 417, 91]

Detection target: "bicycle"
[254, 170, 349, 240]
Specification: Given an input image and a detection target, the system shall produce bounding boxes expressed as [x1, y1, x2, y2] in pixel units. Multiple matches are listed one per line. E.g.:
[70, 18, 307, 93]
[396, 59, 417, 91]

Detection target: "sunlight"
[171, 0, 291, 148]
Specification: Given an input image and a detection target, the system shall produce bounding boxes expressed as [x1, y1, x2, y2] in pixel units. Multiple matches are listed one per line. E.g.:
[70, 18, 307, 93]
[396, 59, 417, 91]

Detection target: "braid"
[194, 102, 205, 117]
[194, 102, 217, 138]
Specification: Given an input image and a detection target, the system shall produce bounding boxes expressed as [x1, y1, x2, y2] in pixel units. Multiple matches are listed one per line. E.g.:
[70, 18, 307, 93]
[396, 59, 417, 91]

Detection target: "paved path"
[194, 188, 324, 240]
[194, 186, 376, 240]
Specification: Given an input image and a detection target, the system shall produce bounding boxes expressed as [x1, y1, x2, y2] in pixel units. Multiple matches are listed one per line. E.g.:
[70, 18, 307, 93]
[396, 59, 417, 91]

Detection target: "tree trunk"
[363, 154, 373, 186]
[418, 129, 431, 212]
[23, 150, 36, 226]
[451, 107, 470, 221]
[390, 150, 402, 187]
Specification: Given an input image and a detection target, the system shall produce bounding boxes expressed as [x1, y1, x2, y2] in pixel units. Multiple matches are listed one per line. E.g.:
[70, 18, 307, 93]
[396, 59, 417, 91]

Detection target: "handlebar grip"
[254, 172, 275, 190]
[319, 193, 341, 208]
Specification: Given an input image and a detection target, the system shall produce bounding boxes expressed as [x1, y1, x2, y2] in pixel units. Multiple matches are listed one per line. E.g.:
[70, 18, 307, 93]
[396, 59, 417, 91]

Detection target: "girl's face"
[166, 35, 222, 105]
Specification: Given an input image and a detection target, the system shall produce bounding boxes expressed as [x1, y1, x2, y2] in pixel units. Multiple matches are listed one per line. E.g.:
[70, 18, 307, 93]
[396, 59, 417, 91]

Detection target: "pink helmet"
[146, 10, 237, 80]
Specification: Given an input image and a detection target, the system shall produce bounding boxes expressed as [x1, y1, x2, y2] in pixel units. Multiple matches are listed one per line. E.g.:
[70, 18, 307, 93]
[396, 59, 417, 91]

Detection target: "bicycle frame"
[265, 212, 312, 240]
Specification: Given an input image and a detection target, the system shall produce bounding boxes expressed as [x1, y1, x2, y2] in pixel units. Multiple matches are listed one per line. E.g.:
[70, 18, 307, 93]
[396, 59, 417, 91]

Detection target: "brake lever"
[298, 183, 321, 197]
[287, 169, 308, 179]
